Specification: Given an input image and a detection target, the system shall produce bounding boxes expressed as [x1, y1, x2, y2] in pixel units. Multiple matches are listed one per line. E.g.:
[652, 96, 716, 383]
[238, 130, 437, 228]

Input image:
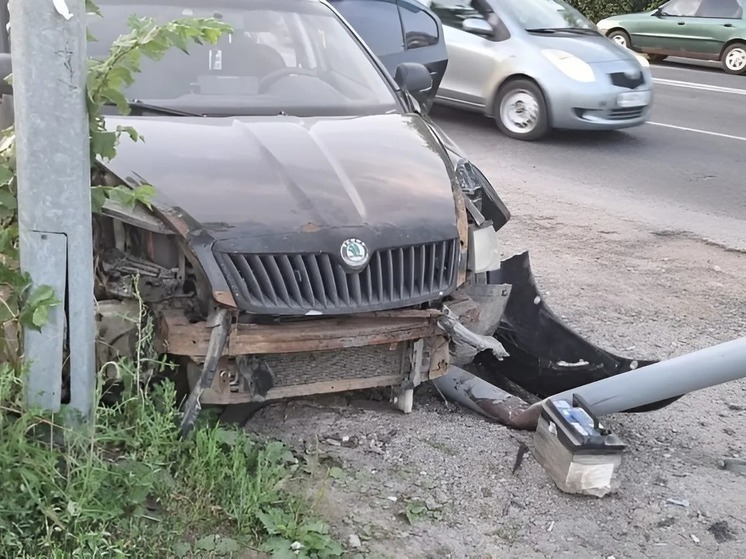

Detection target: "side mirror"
[652, 7, 664, 16]
[393, 62, 432, 105]
[462, 17, 494, 36]
[0, 53, 12, 95]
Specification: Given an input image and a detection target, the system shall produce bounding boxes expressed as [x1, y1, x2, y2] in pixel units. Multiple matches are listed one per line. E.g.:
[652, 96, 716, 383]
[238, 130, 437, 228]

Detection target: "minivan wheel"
[494, 79, 549, 141]
[721, 42, 746, 75]
[608, 29, 630, 49]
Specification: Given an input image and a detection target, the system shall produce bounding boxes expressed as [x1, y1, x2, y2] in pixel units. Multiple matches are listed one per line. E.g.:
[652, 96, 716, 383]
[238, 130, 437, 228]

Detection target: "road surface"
[431, 62, 746, 250]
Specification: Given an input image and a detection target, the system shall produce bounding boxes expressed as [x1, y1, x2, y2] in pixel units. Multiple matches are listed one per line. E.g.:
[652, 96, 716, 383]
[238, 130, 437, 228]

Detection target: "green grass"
[0, 298, 342, 558]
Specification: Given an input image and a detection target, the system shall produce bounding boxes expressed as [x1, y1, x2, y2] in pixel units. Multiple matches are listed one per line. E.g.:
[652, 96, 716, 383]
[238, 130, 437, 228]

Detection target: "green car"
[596, 0, 746, 74]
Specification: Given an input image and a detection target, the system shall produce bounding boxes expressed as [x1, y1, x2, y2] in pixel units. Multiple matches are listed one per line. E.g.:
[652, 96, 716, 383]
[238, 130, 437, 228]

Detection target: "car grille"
[608, 107, 645, 120]
[214, 239, 460, 314]
[609, 72, 645, 89]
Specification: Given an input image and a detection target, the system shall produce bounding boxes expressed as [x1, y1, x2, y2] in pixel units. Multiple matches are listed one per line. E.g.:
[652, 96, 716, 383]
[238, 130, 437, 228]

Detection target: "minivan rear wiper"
[527, 27, 599, 35]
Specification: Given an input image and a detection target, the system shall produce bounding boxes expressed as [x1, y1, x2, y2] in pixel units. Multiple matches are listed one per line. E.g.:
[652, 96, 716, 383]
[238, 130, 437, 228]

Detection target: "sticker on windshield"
[209, 49, 223, 71]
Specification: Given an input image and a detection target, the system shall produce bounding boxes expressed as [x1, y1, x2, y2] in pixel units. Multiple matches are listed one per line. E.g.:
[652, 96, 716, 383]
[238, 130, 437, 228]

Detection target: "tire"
[493, 79, 549, 142]
[721, 42, 746, 75]
[608, 29, 631, 49]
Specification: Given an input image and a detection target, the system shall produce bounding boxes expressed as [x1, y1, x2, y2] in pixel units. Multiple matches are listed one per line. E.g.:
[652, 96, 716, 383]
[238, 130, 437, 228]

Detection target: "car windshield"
[497, 0, 594, 31]
[88, 0, 401, 117]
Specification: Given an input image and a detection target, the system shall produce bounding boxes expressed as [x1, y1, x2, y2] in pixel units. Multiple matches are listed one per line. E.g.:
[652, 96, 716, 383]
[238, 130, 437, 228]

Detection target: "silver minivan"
[425, 0, 654, 140]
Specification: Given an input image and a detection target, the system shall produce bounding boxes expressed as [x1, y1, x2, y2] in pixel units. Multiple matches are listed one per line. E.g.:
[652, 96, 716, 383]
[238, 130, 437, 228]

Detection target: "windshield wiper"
[126, 100, 202, 117]
[527, 27, 599, 35]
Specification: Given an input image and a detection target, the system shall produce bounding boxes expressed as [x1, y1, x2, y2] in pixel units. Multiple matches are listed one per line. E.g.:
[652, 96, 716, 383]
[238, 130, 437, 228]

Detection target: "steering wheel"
[257, 67, 319, 93]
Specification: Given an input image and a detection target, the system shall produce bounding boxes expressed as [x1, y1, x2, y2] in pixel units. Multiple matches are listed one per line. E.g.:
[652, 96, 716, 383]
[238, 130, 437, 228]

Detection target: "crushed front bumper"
[159, 308, 451, 406]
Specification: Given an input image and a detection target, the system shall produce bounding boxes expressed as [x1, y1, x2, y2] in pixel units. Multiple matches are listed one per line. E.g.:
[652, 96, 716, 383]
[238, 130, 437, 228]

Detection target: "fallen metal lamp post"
[551, 335, 746, 417]
[435, 335, 746, 431]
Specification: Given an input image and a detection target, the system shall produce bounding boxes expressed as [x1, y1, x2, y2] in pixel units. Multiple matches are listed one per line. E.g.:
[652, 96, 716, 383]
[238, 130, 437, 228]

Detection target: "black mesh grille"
[609, 72, 645, 89]
[215, 239, 460, 314]
[608, 107, 645, 120]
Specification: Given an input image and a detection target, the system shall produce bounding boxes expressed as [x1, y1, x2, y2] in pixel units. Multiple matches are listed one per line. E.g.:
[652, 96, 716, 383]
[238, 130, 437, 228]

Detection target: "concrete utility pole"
[11, 0, 95, 419]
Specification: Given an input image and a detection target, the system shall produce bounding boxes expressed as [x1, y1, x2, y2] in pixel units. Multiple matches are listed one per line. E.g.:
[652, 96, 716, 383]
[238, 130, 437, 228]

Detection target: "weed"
[402, 499, 443, 526]
[0, 297, 341, 558]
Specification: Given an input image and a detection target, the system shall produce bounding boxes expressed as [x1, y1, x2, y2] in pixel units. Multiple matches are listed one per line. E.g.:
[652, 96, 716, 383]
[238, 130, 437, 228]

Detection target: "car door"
[686, 0, 745, 57]
[329, 0, 447, 106]
[397, 0, 448, 103]
[430, 1, 511, 108]
[629, 0, 704, 52]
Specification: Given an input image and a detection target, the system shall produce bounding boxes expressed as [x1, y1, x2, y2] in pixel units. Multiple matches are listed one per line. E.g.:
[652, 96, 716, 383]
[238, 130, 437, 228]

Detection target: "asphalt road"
[431, 61, 746, 250]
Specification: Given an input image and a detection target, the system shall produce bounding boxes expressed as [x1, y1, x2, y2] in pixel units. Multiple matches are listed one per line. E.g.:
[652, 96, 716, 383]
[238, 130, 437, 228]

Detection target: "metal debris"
[666, 498, 690, 508]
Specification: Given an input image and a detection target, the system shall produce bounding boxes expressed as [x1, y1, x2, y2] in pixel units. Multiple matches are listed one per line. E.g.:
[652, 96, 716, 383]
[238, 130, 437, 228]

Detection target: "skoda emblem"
[340, 238, 370, 269]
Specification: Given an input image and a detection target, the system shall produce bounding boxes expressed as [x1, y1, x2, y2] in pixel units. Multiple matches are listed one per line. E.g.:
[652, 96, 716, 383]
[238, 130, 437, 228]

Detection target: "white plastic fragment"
[52, 0, 74, 20]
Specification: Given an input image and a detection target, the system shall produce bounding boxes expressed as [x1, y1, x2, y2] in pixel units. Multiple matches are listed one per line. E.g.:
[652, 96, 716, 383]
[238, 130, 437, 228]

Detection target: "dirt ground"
[243, 139, 746, 558]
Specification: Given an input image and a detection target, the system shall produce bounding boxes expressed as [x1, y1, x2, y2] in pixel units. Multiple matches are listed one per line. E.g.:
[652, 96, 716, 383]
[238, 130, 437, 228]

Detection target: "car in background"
[425, 0, 654, 141]
[329, 0, 449, 107]
[596, 0, 746, 75]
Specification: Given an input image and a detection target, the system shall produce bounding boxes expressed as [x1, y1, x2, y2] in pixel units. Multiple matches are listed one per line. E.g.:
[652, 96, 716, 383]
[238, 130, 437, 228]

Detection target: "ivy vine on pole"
[0, 1, 231, 376]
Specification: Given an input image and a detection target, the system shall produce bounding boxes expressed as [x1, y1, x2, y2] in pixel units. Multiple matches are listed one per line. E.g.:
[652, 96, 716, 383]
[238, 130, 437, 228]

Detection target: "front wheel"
[608, 29, 631, 49]
[493, 79, 549, 141]
[721, 42, 746, 75]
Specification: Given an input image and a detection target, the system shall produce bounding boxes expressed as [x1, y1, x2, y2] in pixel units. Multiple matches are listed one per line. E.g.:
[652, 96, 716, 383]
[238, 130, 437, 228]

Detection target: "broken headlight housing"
[456, 159, 484, 211]
[455, 158, 511, 232]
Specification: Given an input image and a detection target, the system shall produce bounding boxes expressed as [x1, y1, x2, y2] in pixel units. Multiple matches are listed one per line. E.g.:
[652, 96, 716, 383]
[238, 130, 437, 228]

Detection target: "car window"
[695, 0, 743, 18]
[660, 0, 704, 16]
[497, 0, 594, 30]
[87, 1, 400, 117]
[398, 0, 440, 49]
[330, 0, 405, 56]
[430, 0, 487, 31]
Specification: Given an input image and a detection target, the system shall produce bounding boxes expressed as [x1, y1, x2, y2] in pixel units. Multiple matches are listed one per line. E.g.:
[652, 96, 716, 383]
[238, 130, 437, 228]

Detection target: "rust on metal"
[452, 188, 469, 287]
[212, 290, 237, 308]
[159, 310, 443, 357]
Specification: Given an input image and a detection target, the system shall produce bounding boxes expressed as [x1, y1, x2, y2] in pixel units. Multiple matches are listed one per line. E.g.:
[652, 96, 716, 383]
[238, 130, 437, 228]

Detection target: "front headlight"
[542, 49, 596, 83]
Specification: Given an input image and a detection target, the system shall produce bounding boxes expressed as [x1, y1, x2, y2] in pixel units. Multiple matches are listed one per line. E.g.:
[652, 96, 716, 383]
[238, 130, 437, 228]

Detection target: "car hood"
[528, 33, 640, 65]
[102, 113, 460, 254]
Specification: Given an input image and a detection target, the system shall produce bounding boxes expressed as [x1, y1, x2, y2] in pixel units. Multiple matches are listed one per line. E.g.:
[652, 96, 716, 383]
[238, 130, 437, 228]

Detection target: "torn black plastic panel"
[481, 251, 681, 413]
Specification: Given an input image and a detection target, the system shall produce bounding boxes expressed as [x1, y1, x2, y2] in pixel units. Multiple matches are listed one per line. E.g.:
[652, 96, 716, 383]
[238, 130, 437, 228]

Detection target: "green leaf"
[90, 186, 107, 214]
[91, 130, 118, 161]
[195, 534, 217, 551]
[25, 285, 58, 310]
[133, 184, 155, 208]
[256, 510, 279, 535]
[19, 284, 60, 331]
[0, 188, 18, 210]
[172, 542, 191, 558]
[0, 164, 14, 185]
[116, 125, 140, 143]
[214, 536, 241, 554]
[31, 305, 49, 329]
[328, 467, 345, 480]
[85, 0, 101, 16]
